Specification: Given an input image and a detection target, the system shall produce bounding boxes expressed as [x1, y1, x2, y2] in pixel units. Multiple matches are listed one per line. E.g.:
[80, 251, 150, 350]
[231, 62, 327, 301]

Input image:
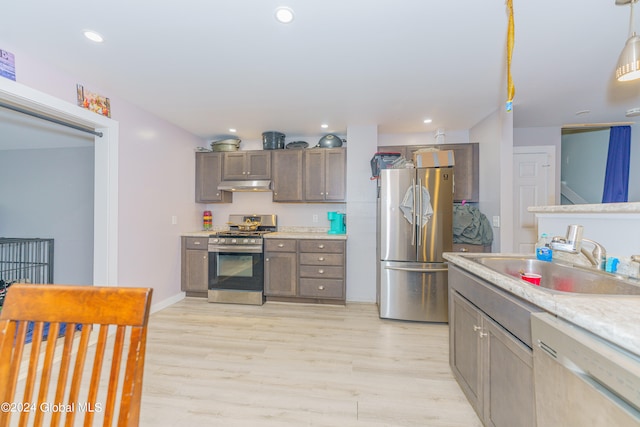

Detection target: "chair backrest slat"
[0, 284, 152, 427]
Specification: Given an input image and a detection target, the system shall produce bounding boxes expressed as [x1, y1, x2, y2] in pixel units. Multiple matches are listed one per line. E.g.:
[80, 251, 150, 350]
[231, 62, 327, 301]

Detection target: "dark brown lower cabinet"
[181, 237, 209, 297]
[264, 238, 346, 304]
[449, 266, 537, 427]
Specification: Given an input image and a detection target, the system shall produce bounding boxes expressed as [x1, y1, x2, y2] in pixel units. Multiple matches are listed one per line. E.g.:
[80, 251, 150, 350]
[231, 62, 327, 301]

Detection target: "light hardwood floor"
[140, 298, 482, 426]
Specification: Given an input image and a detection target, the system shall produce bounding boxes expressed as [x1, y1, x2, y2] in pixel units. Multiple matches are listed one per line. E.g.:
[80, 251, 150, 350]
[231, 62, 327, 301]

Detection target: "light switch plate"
[492, 216, 500, 227]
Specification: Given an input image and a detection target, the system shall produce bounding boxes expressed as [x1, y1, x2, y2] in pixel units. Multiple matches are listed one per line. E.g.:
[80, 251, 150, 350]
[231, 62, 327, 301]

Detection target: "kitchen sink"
[471, 256, 640, 295]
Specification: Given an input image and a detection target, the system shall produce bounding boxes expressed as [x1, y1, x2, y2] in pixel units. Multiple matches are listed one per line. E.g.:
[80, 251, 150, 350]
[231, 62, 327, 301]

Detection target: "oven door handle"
[209, 246, 263, 253]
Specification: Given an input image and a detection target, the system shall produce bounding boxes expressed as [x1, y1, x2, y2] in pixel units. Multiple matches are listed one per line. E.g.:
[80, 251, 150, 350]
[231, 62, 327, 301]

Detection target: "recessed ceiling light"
[229, 128, 237, 133]
[83, 30, 104, 43]
[423, 118, 433, 124]
[626, 107, 640, 117]
[275, 7, 294, 24]
[321, 123, 329, 129]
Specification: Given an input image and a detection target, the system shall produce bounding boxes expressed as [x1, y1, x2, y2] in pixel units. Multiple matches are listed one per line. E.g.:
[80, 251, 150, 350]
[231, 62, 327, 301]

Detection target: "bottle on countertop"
[203, 210, 212, 230]
[535, 233, 553, 262]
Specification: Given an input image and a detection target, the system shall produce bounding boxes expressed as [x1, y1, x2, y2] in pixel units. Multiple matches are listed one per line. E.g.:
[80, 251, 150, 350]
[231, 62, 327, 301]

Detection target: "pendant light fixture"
[616, 0, 640, 81]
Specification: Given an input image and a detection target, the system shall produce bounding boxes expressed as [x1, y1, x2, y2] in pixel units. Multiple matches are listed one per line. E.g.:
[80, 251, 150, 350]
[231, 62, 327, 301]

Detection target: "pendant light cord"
[505, 0, 515, 111]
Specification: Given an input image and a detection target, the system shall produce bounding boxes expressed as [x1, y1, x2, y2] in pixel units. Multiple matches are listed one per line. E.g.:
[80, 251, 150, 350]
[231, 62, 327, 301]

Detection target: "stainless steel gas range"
[207, 214, 277, 305]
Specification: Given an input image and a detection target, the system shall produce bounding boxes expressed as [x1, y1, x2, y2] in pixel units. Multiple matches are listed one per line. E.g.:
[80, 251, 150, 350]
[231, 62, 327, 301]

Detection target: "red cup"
[521, 273, 541, 286]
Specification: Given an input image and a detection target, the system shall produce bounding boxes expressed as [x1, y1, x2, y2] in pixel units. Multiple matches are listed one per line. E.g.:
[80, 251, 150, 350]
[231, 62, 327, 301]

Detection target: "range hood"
[217, 180, 272, 192]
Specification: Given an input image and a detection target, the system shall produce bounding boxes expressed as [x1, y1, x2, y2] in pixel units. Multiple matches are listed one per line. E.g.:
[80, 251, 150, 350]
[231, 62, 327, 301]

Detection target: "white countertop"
[528, 202, 640, 214]
[444, 252, 640, 357]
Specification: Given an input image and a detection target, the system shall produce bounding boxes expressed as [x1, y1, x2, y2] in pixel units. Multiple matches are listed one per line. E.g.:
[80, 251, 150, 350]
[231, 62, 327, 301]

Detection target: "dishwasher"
[531, 312, 640, 426]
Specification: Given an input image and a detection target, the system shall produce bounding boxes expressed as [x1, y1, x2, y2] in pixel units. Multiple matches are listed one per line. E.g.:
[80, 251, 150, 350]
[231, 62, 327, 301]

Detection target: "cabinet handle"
[318, 285, 325, 290]
[479, 332, 488, 338]
[203, 255, 207, 260]
[318, 257, 325, 261]
[321, 192, 324, 195]
[216, 192, 220, 196]
[460, 247, 469, 252]
[278, 243, 284, 248]
[318, 269, 324, 274]
[473, 325, 482, 331]
[318, 244, 325, 249]
[193, 241, 201, 245]
[265, 258, 269, 262]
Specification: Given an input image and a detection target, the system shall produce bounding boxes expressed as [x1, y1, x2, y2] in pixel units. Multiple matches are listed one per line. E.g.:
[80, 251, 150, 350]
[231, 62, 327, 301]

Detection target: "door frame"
[0, 79, 119, 287]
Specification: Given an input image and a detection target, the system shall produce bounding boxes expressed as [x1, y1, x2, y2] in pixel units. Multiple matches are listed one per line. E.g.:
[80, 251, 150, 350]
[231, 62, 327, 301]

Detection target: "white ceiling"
[1, 0, 640, 144]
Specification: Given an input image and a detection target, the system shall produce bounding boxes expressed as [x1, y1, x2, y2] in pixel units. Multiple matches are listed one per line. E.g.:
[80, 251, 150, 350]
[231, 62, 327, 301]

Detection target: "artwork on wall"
[76, 84, 111, 118]
[0, 49, 16, 81]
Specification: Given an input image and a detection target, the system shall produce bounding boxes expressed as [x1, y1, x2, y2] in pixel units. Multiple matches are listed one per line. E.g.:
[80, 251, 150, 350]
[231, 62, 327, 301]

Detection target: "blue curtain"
[602, 126, 631, 203]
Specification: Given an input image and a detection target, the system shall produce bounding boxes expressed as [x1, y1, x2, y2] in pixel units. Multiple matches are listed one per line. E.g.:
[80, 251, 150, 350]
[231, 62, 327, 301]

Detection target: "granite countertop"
[182, 226, 347, 240]
[266, 225, 347, 239]
[444, 252, 640, 357]
[528, 202, 640, 214]
[264, 232, 347, 240]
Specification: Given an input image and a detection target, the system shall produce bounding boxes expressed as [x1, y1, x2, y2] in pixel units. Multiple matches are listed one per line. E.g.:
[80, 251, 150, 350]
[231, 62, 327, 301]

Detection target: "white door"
[512, 147, 556, 253]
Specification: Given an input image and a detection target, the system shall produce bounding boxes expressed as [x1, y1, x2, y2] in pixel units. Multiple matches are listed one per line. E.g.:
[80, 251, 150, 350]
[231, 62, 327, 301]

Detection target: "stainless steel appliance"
[531, 312, 640, 426]
[208, 214, 277, 305]
[377, 167, 453, 322]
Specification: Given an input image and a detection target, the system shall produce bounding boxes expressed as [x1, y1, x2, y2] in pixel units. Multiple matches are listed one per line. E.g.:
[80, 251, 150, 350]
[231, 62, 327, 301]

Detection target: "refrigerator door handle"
[411, 178, 416, 246]
[383, 266, 449, 273]
[417, 178, 423, 247]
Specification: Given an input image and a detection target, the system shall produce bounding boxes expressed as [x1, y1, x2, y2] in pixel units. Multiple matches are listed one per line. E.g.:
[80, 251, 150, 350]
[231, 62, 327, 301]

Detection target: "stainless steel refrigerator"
[377, 167, 453, 322]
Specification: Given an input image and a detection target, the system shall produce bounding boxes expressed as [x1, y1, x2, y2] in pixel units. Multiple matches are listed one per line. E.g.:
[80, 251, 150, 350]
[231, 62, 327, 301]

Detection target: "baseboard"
[150, 291, 185, 314]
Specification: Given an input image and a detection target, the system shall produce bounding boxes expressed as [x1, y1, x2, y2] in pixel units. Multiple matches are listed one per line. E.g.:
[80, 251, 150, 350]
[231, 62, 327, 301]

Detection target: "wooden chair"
[0, 284, 153, 427]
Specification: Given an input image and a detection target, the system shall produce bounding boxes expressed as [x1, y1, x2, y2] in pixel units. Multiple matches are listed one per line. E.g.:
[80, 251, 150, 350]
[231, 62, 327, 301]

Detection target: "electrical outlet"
[312, 214, 319, 223]
[492, 216, 500, 228]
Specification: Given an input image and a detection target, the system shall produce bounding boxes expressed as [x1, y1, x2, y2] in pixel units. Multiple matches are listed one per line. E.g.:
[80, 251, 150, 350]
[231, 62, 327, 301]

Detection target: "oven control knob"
[219, 238, 225, 243]
[231, 239, 237, 244]
[250, 239, 257, 244]
[211, 238, 218, 243]
[243, 239, 249, 244]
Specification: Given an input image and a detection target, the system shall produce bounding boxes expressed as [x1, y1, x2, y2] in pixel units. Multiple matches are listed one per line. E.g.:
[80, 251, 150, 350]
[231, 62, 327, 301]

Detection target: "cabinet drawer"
[299, 240, 344, 253]
[264, 239, 297, 252]
[299, 253, 343, 266]
[299, 279, 344, 299]
[299, 265, 344, 279]
[452, 243, 492, 253]
[185, 237, 208, 250]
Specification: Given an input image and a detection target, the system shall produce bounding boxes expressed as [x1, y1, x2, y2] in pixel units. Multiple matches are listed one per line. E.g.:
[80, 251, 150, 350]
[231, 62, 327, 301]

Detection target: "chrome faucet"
[550, 225, 607, 270]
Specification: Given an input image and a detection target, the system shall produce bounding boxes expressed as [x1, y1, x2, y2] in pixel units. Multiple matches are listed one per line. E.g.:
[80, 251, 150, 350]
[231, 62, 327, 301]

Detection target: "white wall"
[0, 146, 94, 284]
[536, 211, 640, 271]
[0, 42, 206, 305]
[470, 109, 506, 252]
[561, 129, 608, 203]
[378, 130, 470, 146]
[344, 125, 378, 302]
